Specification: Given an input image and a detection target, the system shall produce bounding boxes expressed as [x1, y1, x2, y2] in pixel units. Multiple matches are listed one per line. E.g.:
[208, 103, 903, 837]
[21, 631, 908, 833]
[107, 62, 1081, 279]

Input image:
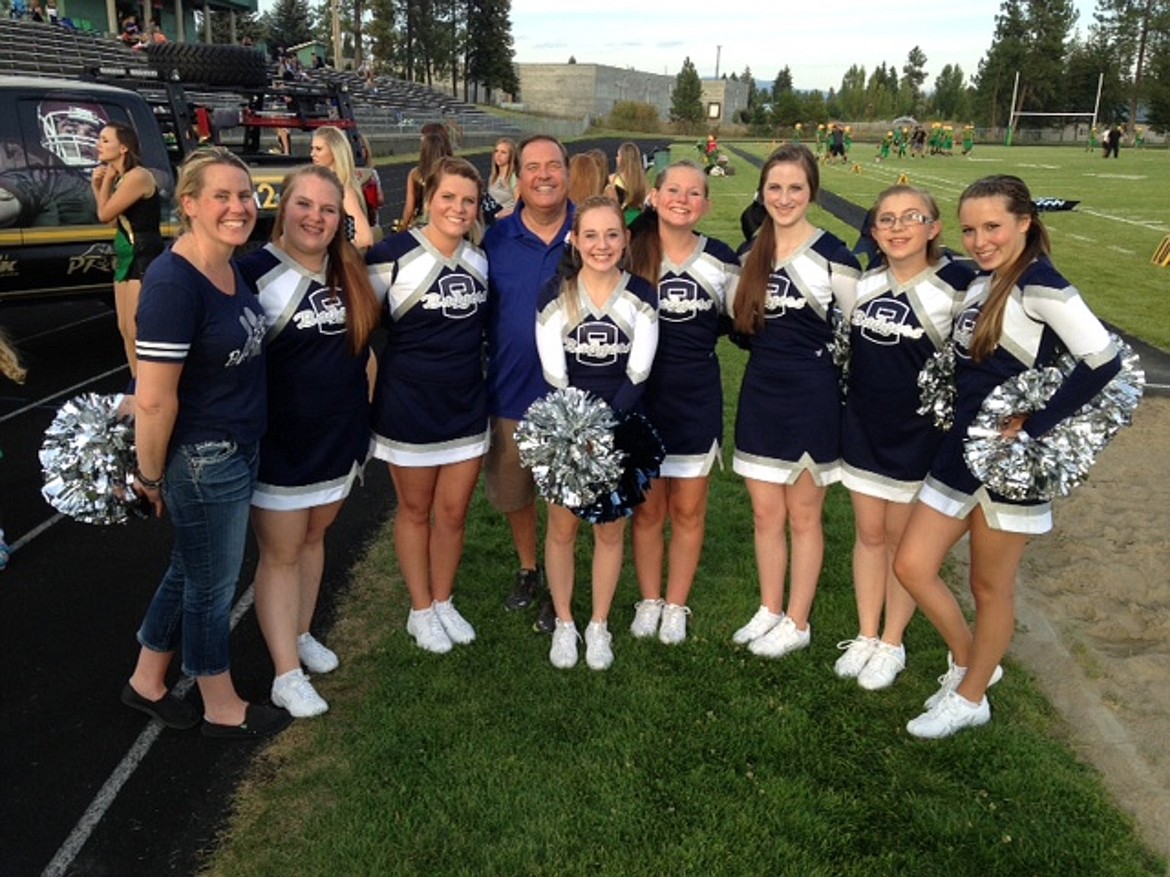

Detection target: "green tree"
[365, 0, 396, 71]
[209, 9, 264, 45]
[1093, 0, 1170, 130]
[467, 0, 519, 100]
[264, 0, 314, 54]
[974, 0, 1029, 127]
[741, 65, 760, 109]
[930, 64, 969, 118]
[773, 66, 794, 96]
[837, 64, 867, 118]
[902, 45, 928, 113]
[670, 56, 705, 131]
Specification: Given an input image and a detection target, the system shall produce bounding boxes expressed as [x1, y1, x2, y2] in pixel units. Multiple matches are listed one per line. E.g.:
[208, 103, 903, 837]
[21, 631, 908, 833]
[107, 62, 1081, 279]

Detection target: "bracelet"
[134, 466, 163, 490]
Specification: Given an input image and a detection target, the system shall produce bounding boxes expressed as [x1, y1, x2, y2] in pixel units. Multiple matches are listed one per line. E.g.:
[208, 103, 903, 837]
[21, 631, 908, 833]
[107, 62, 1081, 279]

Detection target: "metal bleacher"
[0, 19, 522, 147]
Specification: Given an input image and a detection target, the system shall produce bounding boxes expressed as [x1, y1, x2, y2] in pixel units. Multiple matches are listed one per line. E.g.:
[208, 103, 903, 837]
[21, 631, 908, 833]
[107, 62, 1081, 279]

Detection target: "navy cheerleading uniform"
[237, 244, 370, 510]
[731, 229, 860, 485]
[535, 270, 658, 413]
[920, 259, 1120, 534]
[841, 258, 975, 502]
[647, 235, 740, 478]
[367, 229, 490, 466]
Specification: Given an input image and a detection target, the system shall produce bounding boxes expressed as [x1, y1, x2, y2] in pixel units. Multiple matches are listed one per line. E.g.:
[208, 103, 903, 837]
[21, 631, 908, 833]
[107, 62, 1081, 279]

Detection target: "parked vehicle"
[0, 51, 375, 303]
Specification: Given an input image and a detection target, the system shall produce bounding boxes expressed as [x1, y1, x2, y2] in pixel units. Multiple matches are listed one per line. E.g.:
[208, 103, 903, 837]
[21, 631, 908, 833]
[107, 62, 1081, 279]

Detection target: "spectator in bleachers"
[30, 0, 44, 21]
[120, 14, 139, 45]
[46, 0, 57, 24]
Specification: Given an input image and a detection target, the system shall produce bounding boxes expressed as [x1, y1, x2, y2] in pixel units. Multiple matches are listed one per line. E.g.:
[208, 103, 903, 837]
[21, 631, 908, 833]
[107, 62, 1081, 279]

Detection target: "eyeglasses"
[874, 211, 934, 230]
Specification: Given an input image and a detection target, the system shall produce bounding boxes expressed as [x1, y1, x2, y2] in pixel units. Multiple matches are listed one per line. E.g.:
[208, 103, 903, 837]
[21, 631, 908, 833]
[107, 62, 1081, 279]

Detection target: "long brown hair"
[612, 141, 648, 211]
[734, 144, 819, 334]
[272, 165, 380, 355]
[627, 160, 708, 287]
[104, 122, 142, 171]
[960, 175, 1050, 362]
[568, 153, 604, 206]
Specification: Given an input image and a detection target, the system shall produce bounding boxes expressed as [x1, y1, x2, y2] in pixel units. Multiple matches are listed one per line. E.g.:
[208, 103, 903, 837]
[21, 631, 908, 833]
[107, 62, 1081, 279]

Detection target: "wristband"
[134, 466, 163, 490]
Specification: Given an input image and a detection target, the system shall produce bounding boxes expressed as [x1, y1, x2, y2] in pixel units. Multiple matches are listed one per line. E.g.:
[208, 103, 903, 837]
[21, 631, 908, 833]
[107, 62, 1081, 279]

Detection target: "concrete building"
[513, 62, 748, 127]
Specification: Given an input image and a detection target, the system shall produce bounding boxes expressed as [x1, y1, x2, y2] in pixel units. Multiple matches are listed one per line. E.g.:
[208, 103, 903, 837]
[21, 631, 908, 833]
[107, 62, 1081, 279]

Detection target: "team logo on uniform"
[565, 321, 630, 367]
[952, 307, 980, 359]
[293, 286, 347, 335]
[422, 271, 486, 319]
[658, 278, 712, 322]
[853, 298, 924, 346]
[226, 307, 267, 367]
[764, 275, 804, 318]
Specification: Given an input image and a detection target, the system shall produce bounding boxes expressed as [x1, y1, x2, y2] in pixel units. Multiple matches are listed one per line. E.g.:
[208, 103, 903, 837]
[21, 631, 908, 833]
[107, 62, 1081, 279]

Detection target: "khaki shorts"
[484, 417, 535, 513]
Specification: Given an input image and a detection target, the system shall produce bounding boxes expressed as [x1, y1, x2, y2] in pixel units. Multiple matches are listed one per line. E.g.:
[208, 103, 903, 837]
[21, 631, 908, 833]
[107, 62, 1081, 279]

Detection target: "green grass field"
[712, 141, 1170, 350]
[201, 144, 1165, 877]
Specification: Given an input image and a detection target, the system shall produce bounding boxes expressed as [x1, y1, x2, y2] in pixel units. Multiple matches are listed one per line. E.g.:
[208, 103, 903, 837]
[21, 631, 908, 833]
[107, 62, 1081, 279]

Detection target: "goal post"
[1005, 71, 1103, 146]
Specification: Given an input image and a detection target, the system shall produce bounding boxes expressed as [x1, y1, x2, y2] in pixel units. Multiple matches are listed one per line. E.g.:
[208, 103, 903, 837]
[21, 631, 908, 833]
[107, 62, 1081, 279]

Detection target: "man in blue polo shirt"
[483, 135, 573, 632]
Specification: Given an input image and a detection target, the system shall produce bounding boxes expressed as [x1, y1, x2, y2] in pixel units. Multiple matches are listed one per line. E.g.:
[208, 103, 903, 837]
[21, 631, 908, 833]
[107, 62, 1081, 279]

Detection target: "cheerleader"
[728, 145, 860, 659]
[535, 195, 659, 670]
[628, 161, 739, 644]
[894, 175, 1122, 738]
[237, 165, 380, 717]
[367, 157, 489, 654]
[836, 185, 974, 691]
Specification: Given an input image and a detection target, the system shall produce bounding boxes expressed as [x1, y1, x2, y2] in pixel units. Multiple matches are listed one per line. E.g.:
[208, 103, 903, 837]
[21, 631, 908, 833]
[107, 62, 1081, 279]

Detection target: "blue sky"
[510, 0, 1101, 92]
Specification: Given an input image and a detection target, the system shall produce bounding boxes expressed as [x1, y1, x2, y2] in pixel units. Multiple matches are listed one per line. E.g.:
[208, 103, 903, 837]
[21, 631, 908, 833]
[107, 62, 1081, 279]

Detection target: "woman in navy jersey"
[894, 175, 1122, 738]
[627, 161, 739, 645]
[535, 195, 659, 671]
[237, 166, 380, 717]
[125, 148, 290, 739]
[836, 185, 974, 691]
[367, 157, 489, 654]
[727, 144, 861, 660]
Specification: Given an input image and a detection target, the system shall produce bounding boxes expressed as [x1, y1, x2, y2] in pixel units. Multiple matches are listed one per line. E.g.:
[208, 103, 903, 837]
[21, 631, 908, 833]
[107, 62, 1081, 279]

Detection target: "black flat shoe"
[201, 703, 293, 739]
[121, 682, 200, 730]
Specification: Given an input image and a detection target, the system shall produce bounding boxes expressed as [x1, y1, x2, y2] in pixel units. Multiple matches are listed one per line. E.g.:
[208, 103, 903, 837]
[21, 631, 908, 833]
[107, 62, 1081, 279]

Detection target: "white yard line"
[42, 584, 258, 877]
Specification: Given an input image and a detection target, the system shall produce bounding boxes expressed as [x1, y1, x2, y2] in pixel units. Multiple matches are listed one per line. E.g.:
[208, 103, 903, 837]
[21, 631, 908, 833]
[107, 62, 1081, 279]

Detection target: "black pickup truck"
[0, 54, 376, 303]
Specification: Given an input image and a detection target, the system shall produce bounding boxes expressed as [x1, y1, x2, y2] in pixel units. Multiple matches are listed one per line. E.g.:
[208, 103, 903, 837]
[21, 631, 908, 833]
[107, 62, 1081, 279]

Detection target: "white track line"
[42, 583, 258, 877]
[19, 310, 114, 344]
[0, 365, 127, 425]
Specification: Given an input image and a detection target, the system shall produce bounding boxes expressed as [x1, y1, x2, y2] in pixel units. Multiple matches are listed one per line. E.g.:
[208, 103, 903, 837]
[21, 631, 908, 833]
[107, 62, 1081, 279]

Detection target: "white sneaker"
[271, 668, 328, 718]
[924, 652, 1004, 709]
[857, 641, 906, 690]
[630, 599, 664, 639]
[297, 632, 339, 674]
[833, 635, 879, 678]
[732, 606, 784, 645]
[406, 607, 453, 654]
[749, 616, 811, 658]
[550, 619, 580, 669]
[906, 690, 990, 739]
[585, 620, 614, 670]
[658, 604, 691, 645]
[433, 598, 476, 645]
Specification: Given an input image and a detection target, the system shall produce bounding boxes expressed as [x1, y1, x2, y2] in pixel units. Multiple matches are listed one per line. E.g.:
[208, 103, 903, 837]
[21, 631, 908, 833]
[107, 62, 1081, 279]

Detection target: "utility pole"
[715, 45, 721, 79]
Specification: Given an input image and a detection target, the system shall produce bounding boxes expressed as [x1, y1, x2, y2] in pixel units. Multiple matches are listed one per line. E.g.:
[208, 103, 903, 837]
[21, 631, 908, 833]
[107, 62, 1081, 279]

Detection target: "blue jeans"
[136, 441, 258, 676]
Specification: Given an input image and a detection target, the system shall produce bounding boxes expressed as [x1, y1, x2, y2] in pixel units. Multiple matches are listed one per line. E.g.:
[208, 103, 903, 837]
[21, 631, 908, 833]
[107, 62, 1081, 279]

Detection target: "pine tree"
[467, 0, 519, 100]
[265, 0, 315, 54]
[670, 56, 705, 131]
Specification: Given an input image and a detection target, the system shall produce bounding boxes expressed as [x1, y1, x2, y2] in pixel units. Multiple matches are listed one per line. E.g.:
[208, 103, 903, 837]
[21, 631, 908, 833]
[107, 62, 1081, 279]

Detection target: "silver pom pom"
[916, 341, 956, 431]
[964, 335, 1144, 501]
[827, 305, 850, 396]
[515, 387, 624, 510]
[39, 393, 139, 525]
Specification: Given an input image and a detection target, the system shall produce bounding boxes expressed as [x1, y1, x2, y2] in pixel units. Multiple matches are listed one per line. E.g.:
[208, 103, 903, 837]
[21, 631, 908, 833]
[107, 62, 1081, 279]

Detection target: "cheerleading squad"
[115, 134, 1125, 742]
